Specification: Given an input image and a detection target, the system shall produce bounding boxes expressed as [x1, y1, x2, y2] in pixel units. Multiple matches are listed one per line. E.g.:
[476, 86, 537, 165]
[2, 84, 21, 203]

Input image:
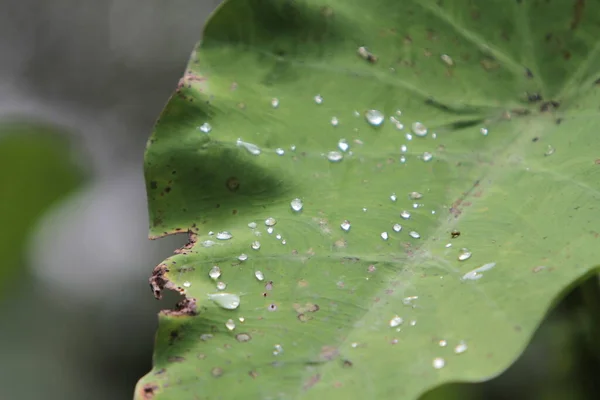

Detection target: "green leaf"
[0, 121, 84, 293]
[137, 0, 600, 398]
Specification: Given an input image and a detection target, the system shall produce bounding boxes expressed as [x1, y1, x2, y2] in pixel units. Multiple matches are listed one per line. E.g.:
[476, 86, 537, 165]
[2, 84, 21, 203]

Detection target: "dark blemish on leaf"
[451, 230, 461, 238]
[556, 118, 563, 125]
[268, 304, 278, 311]
[532, 136, 539, 142]
[164, 187, 171, 194]
[540, 100, 560, 112]
[262, 292, 268, 297]
[320, 346, 339, 361]
[265, 281, 273, 290]
[162, 297, 197, 317]
[342, 359, 353, 368]
[249, 370, 259, 379]
[171, 170, 176, 175]
[167, 356, 185, 363]
[216, 203, 221, 208]
[303, 374, 321, 391]
[211, 367, 224, 378]
[527, 92, 543, 103]
[563, 50, 572, 60]
[481, 58, 499, 71]
[141, 383, 158, 399]
[154, 368, 166, 375]
[571, 0, 585, 30]
[168, 330, 179, 345]
[226, 176, 240, 192]
[357, 46, 377, 63]
[298, 313, 311, 322]
[595, 159, 600, 165]
[525, 68, 534, 79]
[232, 209, 238, 215]
[150, 181, 158, 189]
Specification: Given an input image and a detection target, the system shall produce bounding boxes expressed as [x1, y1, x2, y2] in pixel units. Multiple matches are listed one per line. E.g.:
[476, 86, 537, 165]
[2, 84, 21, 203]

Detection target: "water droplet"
[209, 293, 241, 310]
[236, 138, 261, 155]
[248, 222, 257, 229]
[400, 156, 406, 163]
[409, 231, 421, 239]
[200, 334, 213, 341]
[445, 243, 452, 248]
[432, 357, 445, 369]
[209, 266, 221, 280]
[454, 341, 468, 354]
[225, 319, 236, 331]
[365, 110, 384, 126]
[275, 234, 282, 240]
[400, 211, 411, 219]
[393, 224, 402, 232]
[439, 340, 447, 347]
[544, 145, 555, 156]
[409, 192, 423, 200]
[250, 241, 261, 250]
[422, 152, 433, 162]
[198, 122, 212, 133]
[440, 54, 454, 66]
[395, 121, 405, 130]
[338, 139, 349, 152]
[271, 98, 280, 108]
[389, 315, 403, 328]
[281, 239, 287, 245]
[267, 227, 274, 234]
[216, 281, 226, 290]
[265, 217, 277, 227]
[461, 262, 496, 281]
[405, 133, 413, 141]
[236, 333, 251, 342]
[331, 117, 339, 126]
[216, 231, 232, 240]
[273, 344, 284, 355]
[412, 122, 427, 137]
[410, 320, 417, 326]
[275, 148, 285, 156]
[390, 193, 397, 202]
[201, 240, 216, 247]
[290, 145, 296, 151]
[458, 248, 472, 261]
[255, 270, 264, 281]
[238, 253, 248, 261]
[381, 232, 389, 241]
[314, 94, 323, 104]
[432, 133, 437, 139]
[403, 295, 418, 305]
[327, 151, 343, 162]
[183, 281, 191, 288]
[340, 220, 351, 232]
[290, 198, 303, 212]
[238, 316, 245, 322]
[480, 127, 489, 136]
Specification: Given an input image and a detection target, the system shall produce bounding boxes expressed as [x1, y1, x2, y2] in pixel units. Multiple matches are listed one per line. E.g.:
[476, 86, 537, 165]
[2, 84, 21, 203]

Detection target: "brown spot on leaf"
[141, 383, 159, 399]
[303, 374, 321, 390]
[319, 346, 339, 361]
[571, 0, 585, 30]
[211, 367, 224, 378]
[226, 177, 240, 192]
[167, 356, 185, 363]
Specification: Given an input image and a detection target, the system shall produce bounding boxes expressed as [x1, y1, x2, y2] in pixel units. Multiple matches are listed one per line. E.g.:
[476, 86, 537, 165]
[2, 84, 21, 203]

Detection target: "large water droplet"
[267, 227, 274, 234]
[209, 266, 221, 280]
[183, 281, 191, 288]
[275, 148, 285, 156]
[331, 117, 339, 126]
[198, 122, 212, 133]
[400, 210, 411, 219]
[461, 262, 496, 281]
[251, 241, 261, 250]
[480, 127, 489, 136]
[409, 231, 421, 239]
[216, 231, 232, 240]
[432, 357, 445, 369]
[271, 98, 280, 108]
[454, 341, 468, 354]
[381, 232, 389, 241]
[400, 145, 408, 153]
[389, 315, 403, 328]
[255, 270, 264, 281]
[422, 152, 433, 162]
[208, 293, 240, 310]
[338, 139, 349, 152]
[236, 138, 261, 155]
[439, 339, 447, 347]
[238, 253, 248, 261]
[225, 319, 236, 331]
[314, 94, 323, 104]
[390, 193, 397, 202]
[393, 223, 402, 232]
[327, 151, 343, 162]
[265, 217, 277, 227]
[216, 281, 227, 290]
[248, 222, 257, 229]
[365, 110, 384, 126]
[290, 198, 303, 212]
[412, 122, 427, 137]
[458, 248, 472, 261]
[340, 220, 351, 232]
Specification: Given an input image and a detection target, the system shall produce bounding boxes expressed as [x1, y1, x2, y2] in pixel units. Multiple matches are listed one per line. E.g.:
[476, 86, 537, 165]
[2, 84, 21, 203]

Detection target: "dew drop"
[409, 191, 423, 200]
[440, 54, 454, 66]
[439, 340, 447, 347]
[381, 232, 389, 241]
[255, 270, 265, 281]
[327, 151, 343, 162]
[198, 122, 212, 133]
[340, 220, 351, 232]
[405, 133, 413, 141]
[248, 222, 257, 229]
[409, 231, 421, 239]
[393, 224, 402, 232]
[265, 217, 277, 227]
[201, 240, 216, 247]
[236, 333, 251, 342]
[400, 145, 408, 153]
[275, 148, 285, 156]
[410, 320, 417, 326]
[403, 295, 418, 305]
[216, 231, 232, 240]
[331, 117, 339, 126]
[273, 344, 284, 355]
[209, 266, 221, 280]
[432, 357, 445, 369]
[461, 262, 496, 281]
[412, 122, 428, 137]
[480, 127, 489, 136]
[422, 152, 433, 162]
[238, 253, 248, 261]
[238, 317, 245, 323]
[365, 109, 384, 126]
[544, 145, 555, 156]
[208, 293, 241, 310]
[290, 145, 296, 151]
[338, 139, 349, 152]
[458, 248, 472, 261]
[314, 94, 323, 104]
[454, 342, 468, 354]
[236, 138, 261, 155]
[271, 98, 280, 108]
[216, 281, 227, 290]
[275, 234, 282, 240]
[400, 210, 411, 219]
[267, 227, 274, 234]
[281, 239, 287, 245]
[390, 193, 397, 202]
[251, 241, 261, 250]
[225, 319, 236, 331]
[395, 121, 405, 130]
[400, 156, 406, 163]
[183, 281, 191, 288]
[290, 198, 303, 212]
[389, 315, 403, 328]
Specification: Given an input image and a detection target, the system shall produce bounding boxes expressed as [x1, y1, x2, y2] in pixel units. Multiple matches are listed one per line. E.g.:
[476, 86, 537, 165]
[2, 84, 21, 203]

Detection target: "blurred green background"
[0, 1, 597, 399]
